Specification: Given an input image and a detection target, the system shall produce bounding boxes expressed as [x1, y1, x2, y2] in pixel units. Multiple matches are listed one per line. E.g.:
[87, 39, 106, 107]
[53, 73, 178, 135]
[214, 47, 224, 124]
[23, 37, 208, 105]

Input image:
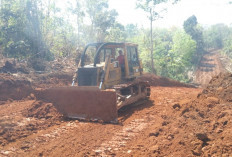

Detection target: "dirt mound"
[24, 101, 61, 120]
[0, 101, 62, 147]
[33, 72, 73, 88]
[173, 102, 232, 156]
[27, 58, 47, 71]
[0, 61, 17, 73]
[171, 72, 232, 156]
[138, 73, 194, 87]
[0, 73, 33, 101]
[198, 72, 232, 102]
[0, 60, 30, 74]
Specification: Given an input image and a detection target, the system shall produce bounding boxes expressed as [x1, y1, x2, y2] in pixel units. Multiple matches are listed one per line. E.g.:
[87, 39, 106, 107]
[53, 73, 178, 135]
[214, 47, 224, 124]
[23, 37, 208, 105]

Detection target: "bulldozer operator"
[117, 50, 125, 74]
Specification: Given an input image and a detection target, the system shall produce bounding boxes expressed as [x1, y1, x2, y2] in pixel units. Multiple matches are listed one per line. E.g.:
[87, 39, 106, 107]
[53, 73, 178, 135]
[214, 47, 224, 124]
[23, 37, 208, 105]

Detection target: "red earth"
[0, 50, 231, 157]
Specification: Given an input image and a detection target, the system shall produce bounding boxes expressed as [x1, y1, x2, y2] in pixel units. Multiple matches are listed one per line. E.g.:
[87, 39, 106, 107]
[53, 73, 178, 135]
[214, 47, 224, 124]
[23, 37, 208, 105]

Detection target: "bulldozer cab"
[77, 42, 143, 89]
[126, 46, 141, 76]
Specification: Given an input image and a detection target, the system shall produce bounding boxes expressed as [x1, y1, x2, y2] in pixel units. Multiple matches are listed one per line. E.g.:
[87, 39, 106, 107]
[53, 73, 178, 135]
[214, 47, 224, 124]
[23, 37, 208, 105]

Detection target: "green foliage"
[0, 0, 82, 60]
[125, 24, 139, 39]
[0, 0, 27, 58]
[0, 0, 51, 59]
[4, 0, 230, 84]
[167, 30, 196, 81]
[202, 24, 232, 60]
[132, 28, 196, 82]
[183, 15, 204, 65]
[183, 15, 197, 34]
[183, 15, 204, 51]
[203, 24, 231, 49]
[106, 23, 126, 42]
[223, 35, 232, 58]
[136, 0, 180, 74]
[85, 0, 118, 42]
[43, 12, 77, 58]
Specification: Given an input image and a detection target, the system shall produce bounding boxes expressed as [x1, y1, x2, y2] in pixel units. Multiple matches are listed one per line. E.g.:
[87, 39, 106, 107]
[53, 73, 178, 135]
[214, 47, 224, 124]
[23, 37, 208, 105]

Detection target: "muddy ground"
[0, 50, 231, 157]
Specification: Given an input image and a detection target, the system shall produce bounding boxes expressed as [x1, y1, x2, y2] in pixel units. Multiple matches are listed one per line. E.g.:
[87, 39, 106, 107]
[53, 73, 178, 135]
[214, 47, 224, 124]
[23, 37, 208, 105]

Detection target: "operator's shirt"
[117, 55, 125, 65]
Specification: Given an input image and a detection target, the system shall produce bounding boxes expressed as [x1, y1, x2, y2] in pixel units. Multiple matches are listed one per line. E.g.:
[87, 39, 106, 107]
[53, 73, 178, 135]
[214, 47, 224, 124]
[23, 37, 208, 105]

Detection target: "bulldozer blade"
[35, 86, 118, 123]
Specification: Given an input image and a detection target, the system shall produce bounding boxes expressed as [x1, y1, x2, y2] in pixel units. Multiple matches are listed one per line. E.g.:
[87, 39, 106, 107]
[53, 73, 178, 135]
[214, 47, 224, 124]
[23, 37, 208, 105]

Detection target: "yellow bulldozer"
[37, 42, 150, 123]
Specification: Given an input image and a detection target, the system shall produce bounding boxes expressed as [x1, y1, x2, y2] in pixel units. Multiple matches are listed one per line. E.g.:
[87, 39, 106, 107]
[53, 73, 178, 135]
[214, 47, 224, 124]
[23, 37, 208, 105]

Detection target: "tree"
[203, 24, 230, 49]
[0, 0, 27, 58]
[106, 22, 126, 42]
[136, 0, 180, 74]
[183, 15, 204, 64]
[25, 0, 49, 58]
[125, 24, 139, 39]
[167, 32, 196, 81]
[67, 0, 85, 48]
[85, 0, 118, 42]
[138, 27, 197, 82]
[0, 0, 52, 59]
[223, 36, 232, 58]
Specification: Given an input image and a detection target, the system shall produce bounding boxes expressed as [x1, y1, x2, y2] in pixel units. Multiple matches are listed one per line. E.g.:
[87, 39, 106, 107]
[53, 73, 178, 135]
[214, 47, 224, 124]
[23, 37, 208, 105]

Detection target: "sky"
[108, 0, 232, 28]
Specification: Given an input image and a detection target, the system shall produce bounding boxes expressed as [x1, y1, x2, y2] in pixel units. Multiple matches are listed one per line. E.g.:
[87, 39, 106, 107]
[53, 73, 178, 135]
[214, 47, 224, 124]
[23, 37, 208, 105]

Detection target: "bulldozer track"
[113, 80, 150, 110]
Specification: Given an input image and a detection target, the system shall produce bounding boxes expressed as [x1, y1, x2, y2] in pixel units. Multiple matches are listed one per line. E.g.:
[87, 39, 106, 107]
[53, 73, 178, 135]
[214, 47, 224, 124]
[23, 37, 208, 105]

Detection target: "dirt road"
[0, 86, 201, 157]
[194, 50, 226, 87]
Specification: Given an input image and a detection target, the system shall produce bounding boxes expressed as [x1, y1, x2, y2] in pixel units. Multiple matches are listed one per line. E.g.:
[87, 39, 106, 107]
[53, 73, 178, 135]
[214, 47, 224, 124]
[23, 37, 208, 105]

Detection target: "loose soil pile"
[0, 100, 62, 147]
[199, 72, 232, 103]
[0, 60, 30, 74]
[33, 72, 73, 88]
[117, 72, 231, 157]
[0, 56, 76, 88]
[170, 72, 232, 156]
[138, 73, 195, 87]
[23, 101, 62, 120]
[0, 73, 33, 101]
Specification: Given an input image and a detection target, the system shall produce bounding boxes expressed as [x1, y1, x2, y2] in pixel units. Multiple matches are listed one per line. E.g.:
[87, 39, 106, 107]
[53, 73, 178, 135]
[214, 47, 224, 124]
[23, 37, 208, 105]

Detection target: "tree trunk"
[76, 0, 80, 48]
[150, 8, 155, 74]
